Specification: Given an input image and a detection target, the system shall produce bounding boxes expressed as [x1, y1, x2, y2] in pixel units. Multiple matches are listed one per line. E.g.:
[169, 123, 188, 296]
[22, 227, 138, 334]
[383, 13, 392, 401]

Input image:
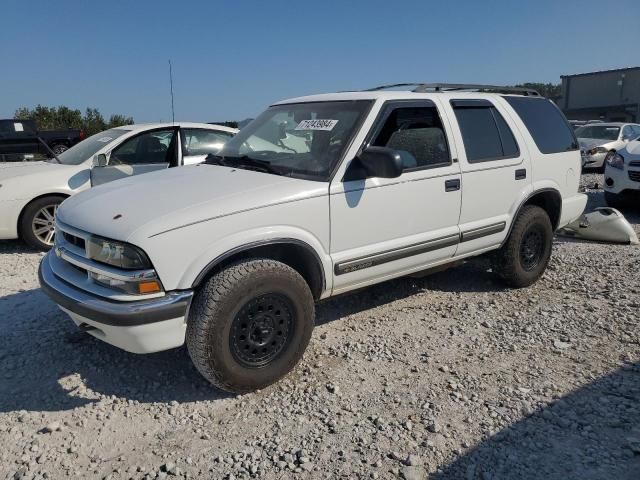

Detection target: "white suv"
[39, 84, 587, 393]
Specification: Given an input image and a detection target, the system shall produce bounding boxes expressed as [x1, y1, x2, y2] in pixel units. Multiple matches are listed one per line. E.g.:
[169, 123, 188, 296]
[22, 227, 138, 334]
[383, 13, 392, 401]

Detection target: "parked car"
[603, 140, 640, 209]
[0, 119, 85, 160]
[39, 84, 586, 393]
[568, 119, 603, 130]
[0, 122, 237, 249]
[576, 122, 640, 171]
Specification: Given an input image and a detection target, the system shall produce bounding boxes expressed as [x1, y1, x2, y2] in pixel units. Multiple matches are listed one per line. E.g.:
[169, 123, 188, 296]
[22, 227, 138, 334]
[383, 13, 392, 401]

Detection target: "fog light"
[605, 177, 614, 187]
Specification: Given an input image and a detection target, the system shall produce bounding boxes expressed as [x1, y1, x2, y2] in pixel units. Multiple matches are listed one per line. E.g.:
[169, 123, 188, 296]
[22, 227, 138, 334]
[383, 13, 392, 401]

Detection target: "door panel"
[437, 97, 532, 255]
[329, 100, 462, 294]
[91, 163, 169, 186]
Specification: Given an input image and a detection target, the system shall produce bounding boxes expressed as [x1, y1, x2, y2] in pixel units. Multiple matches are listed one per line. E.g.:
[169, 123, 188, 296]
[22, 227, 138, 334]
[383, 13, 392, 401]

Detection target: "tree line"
[14, 105, 134, 136]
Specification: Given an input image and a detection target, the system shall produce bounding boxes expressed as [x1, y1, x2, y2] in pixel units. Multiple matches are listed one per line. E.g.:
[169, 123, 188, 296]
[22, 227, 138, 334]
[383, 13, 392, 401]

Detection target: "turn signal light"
[138, 280, 161, 294]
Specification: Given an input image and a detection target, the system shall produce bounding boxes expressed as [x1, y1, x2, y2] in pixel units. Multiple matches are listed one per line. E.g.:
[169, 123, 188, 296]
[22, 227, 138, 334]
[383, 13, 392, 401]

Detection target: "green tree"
[106, 114, 134, 129]
[13, 105, 134, 135]
[55, 106, 83, 130]
[82, 108, 106, 136]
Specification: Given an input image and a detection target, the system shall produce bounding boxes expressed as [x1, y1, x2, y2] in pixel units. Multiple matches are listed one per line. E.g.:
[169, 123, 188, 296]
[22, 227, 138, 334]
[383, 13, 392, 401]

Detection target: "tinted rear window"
[452, 104, 519, 163]
[503, 96, 577, 154]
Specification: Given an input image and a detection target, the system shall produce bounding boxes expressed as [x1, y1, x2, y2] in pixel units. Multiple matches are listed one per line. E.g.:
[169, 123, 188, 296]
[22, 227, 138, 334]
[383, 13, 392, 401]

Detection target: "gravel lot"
[1, 173, 639, 480]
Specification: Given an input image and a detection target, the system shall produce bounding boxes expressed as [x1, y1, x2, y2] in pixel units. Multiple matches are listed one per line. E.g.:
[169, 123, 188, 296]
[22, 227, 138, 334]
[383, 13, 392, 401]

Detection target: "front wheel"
[186, 258, 315, 393]
[19, 196, 65, 250]
[493, 205, 553, 288]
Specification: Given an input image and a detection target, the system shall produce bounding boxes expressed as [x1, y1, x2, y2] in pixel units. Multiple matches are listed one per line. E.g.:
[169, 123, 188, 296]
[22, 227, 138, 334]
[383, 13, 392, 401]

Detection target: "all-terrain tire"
[19, 195, 65, 250]
[493, 205, 553, 288]
[186, 258, 315, 393]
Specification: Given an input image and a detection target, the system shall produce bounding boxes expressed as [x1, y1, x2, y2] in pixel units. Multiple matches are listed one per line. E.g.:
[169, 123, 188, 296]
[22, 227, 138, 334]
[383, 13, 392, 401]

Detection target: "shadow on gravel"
[0, 289, 231, 413]
[0, 240, 36, 255]
[316, 259, 502, 326]
[432, 362, 640, 480]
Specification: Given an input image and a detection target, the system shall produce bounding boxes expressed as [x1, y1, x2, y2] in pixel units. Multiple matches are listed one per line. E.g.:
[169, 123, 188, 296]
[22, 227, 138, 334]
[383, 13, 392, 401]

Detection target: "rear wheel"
[19, 196, 65, 250]
[493, 205, 553, 288]
[186, 258, 315, 393]
[51, 144, 69, 155]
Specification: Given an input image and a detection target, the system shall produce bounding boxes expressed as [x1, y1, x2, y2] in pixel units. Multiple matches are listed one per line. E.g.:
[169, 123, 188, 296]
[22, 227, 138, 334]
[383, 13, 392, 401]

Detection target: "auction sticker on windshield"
[295, 119, 338, 131]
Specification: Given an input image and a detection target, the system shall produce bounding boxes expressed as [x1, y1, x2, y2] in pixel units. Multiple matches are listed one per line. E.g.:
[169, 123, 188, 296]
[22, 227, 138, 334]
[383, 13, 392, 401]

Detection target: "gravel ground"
[1, 173, 639, 480]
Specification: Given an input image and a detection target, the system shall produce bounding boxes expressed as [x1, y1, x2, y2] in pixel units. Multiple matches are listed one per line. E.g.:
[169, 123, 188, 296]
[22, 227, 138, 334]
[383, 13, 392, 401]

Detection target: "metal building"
[560, 67, 640, 122]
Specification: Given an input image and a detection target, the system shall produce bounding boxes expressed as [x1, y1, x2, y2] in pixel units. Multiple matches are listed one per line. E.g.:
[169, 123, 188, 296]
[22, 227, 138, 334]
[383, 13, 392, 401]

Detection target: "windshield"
[575, 125, 620, 141]
[213, 100, 372, 181]
[53, 128, 129, 165]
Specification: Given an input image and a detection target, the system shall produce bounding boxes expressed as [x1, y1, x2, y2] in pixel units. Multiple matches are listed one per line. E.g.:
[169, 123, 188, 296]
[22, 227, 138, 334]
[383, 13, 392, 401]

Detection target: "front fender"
[174, 226, 332, 295]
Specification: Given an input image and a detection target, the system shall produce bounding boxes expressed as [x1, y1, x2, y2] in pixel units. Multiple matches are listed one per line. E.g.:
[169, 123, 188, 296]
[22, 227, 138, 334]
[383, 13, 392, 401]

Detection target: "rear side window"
[451, 100, 519, 163]
[503, 96, 577, 154]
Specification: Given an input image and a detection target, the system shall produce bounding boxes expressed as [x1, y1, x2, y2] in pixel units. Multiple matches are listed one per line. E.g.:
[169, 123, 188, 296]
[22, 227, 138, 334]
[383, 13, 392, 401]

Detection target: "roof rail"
[365, 83, 541, 96]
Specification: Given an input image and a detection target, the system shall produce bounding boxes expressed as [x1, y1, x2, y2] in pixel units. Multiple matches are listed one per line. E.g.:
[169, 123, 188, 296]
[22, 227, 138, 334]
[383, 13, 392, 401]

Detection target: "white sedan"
[0, 122, 238, 249]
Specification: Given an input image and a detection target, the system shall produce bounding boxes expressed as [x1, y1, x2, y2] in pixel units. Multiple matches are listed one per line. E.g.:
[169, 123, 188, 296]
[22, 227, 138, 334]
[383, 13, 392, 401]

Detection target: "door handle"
[445, 179, 460, 192]
[515, 168, 526, 180]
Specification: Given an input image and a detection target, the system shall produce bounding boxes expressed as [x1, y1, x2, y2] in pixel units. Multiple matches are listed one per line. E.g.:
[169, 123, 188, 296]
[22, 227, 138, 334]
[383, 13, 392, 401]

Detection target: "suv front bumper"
[39, 252, 193, 353]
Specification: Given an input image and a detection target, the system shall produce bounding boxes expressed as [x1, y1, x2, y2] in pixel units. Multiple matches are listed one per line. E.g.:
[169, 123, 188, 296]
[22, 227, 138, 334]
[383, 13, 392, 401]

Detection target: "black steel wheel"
[519, 225, 544, 271]
[230, 293, 294, 368]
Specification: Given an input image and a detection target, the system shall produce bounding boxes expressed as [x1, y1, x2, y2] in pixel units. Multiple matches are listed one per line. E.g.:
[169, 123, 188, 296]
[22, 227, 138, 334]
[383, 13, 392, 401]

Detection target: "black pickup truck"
[0, 119, 85, 161]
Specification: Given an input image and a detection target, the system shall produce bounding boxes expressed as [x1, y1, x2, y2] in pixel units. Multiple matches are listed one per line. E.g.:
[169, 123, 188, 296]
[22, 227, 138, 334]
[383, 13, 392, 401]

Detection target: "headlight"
[87, 235, 152, 270]
[588, 146, 607, 155]
[605, 152, 625, 170]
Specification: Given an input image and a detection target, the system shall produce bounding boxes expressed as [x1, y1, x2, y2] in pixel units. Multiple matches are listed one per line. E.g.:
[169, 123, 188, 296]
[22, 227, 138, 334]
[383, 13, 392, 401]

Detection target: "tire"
[493, 205, 553, 288]
[19, 196, 65, 250]
[604, 191, 629, 210]
[51, 144, 69, 155]
[186, 258, 315, 393]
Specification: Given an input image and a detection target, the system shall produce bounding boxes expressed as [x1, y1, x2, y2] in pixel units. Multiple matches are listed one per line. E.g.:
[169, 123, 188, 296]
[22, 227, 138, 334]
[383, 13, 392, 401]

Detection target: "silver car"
[577, 122, 640, 170]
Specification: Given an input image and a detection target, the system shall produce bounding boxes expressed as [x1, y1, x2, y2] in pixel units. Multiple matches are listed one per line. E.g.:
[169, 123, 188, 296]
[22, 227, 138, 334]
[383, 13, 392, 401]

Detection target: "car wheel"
[604, 191, 629, 210]
[51, 144, 69, 155]
[186, 258, 315, 393]
[19, 196, 65, 250]
[493, 205, 553, 288]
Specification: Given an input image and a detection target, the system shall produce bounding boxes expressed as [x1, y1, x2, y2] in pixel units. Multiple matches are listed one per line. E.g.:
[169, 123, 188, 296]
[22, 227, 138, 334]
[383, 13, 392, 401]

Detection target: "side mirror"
[93, 153, 108, 167]
[357, 146, 403, 179]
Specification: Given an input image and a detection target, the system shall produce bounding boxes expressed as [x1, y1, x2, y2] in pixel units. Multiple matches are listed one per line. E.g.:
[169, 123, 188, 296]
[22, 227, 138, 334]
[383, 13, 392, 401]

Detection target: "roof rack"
[365, 83, 541, 96]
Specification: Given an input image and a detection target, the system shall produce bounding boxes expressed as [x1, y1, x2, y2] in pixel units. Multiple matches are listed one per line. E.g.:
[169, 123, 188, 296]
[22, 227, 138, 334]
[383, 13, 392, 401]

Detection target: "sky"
[1, 0, 639, 123]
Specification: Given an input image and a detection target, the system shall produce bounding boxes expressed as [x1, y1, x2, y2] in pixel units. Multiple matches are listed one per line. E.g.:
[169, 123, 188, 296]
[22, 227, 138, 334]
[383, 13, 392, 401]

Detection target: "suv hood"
[57, 165, 327, 242]
[623, 140, 640, 158]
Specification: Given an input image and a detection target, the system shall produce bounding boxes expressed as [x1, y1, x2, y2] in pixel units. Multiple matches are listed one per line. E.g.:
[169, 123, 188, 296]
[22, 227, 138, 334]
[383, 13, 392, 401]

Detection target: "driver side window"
[110, 129, 176, 165]
[371, 105, 451, 171]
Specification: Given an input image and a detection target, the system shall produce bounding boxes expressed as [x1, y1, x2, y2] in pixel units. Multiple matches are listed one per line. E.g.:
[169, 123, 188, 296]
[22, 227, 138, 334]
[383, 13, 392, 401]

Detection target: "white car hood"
[57, 165, 328, 243]
[0, 161, 64, 181]
[578, 138, 617, 150]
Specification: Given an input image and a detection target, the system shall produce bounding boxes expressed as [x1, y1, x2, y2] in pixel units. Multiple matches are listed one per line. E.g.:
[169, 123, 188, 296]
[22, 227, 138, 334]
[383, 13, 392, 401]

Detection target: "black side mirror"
[357, 146, 403, 179]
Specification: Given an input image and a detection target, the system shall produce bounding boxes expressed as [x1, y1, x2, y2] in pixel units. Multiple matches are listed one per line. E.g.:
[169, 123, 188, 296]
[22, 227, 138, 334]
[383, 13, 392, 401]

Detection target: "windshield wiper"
[204, 154, 228, 166]
[224, 155, 292, 176]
